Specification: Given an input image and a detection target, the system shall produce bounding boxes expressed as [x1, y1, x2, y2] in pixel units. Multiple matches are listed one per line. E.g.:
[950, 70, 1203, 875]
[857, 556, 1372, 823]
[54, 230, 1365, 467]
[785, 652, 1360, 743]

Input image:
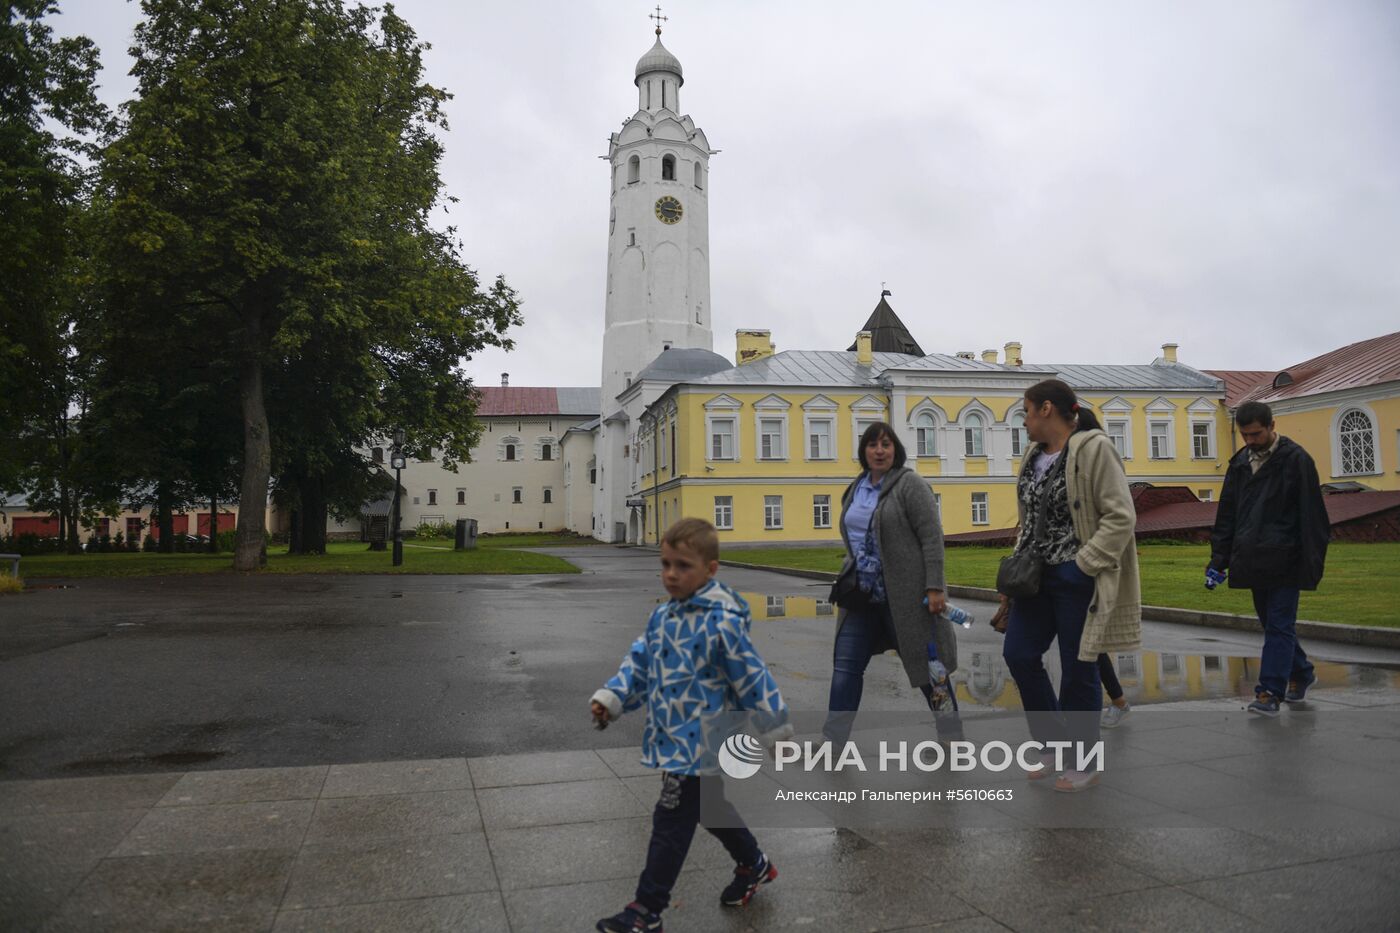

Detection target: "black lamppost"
[390, 428, 406, 567]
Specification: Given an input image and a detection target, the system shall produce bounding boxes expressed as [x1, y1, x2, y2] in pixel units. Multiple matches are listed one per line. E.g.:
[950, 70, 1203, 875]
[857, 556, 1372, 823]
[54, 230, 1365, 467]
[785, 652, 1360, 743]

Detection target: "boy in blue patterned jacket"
[591, 518, 791, 933]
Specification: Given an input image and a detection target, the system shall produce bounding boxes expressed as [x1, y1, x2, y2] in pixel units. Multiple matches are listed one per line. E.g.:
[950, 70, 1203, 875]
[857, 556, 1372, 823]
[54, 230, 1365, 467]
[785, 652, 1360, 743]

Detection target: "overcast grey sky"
[57, 0, 1400, 387]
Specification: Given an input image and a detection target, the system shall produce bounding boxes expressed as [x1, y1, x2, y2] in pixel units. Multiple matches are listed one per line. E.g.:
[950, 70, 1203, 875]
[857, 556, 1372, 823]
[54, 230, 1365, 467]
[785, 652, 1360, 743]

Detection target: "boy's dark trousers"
[635, 772, 762, 914]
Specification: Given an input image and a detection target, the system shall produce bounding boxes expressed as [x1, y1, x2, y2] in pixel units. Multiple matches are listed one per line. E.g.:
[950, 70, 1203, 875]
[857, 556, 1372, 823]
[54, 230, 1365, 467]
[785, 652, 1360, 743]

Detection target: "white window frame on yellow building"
[813, 494, 832, 529]
[850, 395, 887, 461]
[754, 394, 791, 461]
[971, 491, 989, 525]
[802, 394, 838, 461]
[714, 495, 733, 529]
[953, 400, 996, 462]
[1188, 398, 1217, 461]
[908, 399, 946, 461]
[1146, 397, 1177, 460]
[1332, 403, 1382, 477]
[1101, 397, 1134, 459]
[763, 495, 784, 529]
[704, 394, 742, 462]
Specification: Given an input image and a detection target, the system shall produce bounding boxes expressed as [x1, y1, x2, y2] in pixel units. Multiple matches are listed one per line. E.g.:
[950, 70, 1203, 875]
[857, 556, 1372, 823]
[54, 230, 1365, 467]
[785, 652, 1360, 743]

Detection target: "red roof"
[1242, 331, 1400, 403]
[474, 387, 560, 416]
[1204, 370, 1272, 408]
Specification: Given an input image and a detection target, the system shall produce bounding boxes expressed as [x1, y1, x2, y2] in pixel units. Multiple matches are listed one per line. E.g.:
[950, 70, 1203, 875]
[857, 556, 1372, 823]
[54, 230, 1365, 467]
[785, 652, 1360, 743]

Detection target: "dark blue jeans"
[1252, 587, 1313, 700]
[635, 772, 762, 914]
[825, 601, 962, 744]
[1002, 560, 1101, 751]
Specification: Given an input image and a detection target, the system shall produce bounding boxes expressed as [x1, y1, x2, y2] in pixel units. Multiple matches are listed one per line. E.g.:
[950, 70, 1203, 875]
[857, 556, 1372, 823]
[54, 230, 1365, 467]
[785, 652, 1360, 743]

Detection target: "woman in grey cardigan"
[824, 422, 961, 744]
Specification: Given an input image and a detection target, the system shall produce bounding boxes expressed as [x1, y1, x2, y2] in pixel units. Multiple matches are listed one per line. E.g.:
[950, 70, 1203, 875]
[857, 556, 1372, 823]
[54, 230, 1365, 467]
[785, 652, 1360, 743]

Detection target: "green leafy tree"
[98, 0, 519, 569]
[0, 1, 108, 551]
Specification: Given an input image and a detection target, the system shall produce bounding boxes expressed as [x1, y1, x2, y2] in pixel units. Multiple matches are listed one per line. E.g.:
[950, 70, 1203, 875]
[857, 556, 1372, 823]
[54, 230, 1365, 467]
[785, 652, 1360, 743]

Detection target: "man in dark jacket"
[1209, 401, 1330, 717]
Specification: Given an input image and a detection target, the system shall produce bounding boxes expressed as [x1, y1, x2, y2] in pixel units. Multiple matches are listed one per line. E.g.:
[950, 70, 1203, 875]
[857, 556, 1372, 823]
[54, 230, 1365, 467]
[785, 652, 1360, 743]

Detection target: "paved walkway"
[6, 698, 1400, 933]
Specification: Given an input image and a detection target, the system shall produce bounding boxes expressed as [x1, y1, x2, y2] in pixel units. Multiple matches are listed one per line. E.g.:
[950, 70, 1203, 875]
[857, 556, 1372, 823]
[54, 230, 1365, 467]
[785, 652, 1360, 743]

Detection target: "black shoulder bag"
[995, 458, 1056, 599]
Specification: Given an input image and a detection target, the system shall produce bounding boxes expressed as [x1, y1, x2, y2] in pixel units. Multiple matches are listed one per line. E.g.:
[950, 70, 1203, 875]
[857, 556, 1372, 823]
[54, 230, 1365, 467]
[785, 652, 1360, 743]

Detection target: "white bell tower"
[599, 14, 715, 406]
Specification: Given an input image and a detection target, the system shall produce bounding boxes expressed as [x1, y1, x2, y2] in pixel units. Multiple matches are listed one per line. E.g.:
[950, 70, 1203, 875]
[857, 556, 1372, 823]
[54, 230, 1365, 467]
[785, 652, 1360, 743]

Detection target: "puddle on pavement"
[737, 592, 1400, 709]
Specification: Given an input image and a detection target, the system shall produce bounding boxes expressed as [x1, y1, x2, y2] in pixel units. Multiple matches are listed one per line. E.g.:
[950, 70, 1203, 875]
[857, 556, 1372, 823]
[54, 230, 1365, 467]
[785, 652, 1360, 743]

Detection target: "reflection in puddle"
[739, 592, 1400, 708]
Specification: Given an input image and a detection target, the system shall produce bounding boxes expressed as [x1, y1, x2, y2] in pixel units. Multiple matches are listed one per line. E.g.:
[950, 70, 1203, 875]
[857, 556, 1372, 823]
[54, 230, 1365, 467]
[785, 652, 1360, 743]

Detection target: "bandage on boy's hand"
[590, 700, 610, 730]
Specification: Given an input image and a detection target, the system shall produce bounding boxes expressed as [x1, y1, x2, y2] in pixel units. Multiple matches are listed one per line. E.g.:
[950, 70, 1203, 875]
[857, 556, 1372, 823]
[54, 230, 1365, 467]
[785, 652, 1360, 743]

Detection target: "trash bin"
[455, 518, 479, 550]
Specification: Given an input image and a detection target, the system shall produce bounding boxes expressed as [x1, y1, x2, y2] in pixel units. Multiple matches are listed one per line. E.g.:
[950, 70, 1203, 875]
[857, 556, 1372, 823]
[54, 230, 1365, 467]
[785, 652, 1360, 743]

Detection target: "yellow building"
[632, 298, 1234, 544]
[1211, 331, 1400, 492]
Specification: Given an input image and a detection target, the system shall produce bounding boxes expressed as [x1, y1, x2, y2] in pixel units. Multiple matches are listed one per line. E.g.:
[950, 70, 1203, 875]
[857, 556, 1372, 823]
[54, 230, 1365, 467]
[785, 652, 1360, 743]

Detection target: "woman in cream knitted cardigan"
[997, 379, 1142, 792]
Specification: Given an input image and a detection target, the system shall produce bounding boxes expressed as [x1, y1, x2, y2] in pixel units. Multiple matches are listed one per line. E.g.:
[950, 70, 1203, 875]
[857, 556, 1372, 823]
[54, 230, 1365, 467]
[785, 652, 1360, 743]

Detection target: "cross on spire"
[650, 5, 667, 35]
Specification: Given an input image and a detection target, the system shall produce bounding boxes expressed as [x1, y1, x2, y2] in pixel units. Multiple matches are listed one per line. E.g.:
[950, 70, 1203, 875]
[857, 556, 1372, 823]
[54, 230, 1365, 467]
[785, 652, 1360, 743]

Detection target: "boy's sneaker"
[1101, 701, 1131, 729]
[596, 902, 662, 933]
[1247, 693, 1280, 718]
[1285, 671, 1317, 703]
[720, 853, 777, 907]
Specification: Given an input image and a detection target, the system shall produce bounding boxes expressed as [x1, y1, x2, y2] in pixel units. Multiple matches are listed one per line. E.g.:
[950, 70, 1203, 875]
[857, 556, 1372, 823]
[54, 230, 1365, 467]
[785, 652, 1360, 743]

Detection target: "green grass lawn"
[725, 543, 1400, 629]
[13, 540, 580, 580]
[413, 532, 607, 549]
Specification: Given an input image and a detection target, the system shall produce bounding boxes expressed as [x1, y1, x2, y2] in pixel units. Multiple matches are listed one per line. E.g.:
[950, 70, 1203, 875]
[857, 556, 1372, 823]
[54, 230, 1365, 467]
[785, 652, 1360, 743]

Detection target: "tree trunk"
[208, 494, 220, 552]
[288, 503, 302, 553]
[301, 474, 327, 555]
[157, 484, 174, 553]
[234, 340, 271, 572]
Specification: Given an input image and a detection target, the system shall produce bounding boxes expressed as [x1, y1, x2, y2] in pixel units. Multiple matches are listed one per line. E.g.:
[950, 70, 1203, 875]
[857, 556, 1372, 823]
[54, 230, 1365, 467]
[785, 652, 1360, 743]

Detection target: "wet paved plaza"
[3, 546, 1400, 930]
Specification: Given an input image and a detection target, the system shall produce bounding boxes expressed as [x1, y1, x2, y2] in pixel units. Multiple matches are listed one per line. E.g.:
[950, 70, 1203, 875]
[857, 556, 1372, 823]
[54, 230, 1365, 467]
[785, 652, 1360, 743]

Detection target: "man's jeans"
[635, 773, 761, 914]
[1252, 587, 1313, 700]
[1002, 560, 1102, 752]
[825, 600, 962, 745]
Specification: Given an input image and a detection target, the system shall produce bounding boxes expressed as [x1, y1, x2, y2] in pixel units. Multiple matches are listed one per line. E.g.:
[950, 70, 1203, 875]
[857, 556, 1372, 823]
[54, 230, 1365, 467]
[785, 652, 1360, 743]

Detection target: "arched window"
[915, 412, 937, 457]
[627, 155, 640, 184]
[371, 446, 384, 464]
[694, 162, 703, 188]
[1339, 409, 1376, 475]
[505, 443, 516, 461]
[1010, 412, 1027, 457]
[964, 413, 985, 457]
[661, 154, 675, 181]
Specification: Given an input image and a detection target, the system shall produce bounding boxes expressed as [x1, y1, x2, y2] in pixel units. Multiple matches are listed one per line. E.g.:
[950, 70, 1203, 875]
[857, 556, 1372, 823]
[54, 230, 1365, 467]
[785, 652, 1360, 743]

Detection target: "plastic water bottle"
[924, 596, 974, 629]
[1205, 568, 1227, 590]
[926, 641, 952, 712]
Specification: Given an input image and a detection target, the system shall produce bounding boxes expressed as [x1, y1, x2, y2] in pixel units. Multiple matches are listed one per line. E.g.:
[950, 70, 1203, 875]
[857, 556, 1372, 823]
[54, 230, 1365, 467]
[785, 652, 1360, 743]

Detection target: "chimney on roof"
[956, 351, 976, 361]
[1161, 343, 1179, 364]
[736, 329, 775, 365]
[982, 349, 999, 364]
[501, 372, 509, 387]
[1004, 342, 1023, 366]
[855, 331, 873, 366]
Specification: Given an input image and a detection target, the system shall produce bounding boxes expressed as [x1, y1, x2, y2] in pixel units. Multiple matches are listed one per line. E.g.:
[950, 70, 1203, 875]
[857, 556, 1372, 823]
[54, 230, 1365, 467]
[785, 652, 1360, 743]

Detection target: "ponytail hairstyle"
[1025, 379, 1102, 433]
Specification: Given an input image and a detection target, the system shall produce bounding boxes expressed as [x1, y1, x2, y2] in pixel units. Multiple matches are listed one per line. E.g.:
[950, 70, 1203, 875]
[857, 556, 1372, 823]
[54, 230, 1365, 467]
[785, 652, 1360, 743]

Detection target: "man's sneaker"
[1101, 701, 1131, 729]
[720, 853, 777, 907]
[1285, 671, 1317, 703]
[596, 902, 662, 933]
[1247, 693, 1280, 718]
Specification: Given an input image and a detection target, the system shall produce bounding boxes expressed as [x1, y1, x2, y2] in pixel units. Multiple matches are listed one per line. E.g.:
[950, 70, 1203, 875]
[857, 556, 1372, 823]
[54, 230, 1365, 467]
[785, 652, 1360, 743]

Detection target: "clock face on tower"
[654, 196, 683, 225]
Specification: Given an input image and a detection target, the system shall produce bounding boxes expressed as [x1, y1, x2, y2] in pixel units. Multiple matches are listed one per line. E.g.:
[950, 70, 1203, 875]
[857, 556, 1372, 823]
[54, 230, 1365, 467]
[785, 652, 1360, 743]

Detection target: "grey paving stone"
[501, 876, 754, 933]
[467, 749, 612, 788]
[888, 918, 1010, 933]
[1185, 859, 1400, 930]
[1120, 724, 1267, 764]
[596, 745, 655, 778]
[477, 777, 647, 831]
[281, 832, 497, 909]
[872, 828, 1163, 923]
[112, 799, 315, 857]
[272, 893, 509, 933]
[488, 816, 735, 890]
[1, 809, 146, 864]
[1107, 761, 1264, 813]
[320, 758, 470, 798]
[1192, 798, 1400, 859]
[41, 848, 293, 933]
[157, 765, 327, 807]
[988, 783, 1197, 830]
[1033, 885, 1263, 933]
[0, 855, 96, 933]
[1049, 827, 1304, 885]
[690, 849, 983, 932]
[303, 790, 480, 848]
[0, 773, 181, 817]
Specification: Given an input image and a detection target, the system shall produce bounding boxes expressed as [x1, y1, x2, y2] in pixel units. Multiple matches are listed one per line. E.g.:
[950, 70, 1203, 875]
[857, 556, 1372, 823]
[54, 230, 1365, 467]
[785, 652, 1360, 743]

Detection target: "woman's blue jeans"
[1002, 560, 1101, 753]
[825, 600, 961, 744]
